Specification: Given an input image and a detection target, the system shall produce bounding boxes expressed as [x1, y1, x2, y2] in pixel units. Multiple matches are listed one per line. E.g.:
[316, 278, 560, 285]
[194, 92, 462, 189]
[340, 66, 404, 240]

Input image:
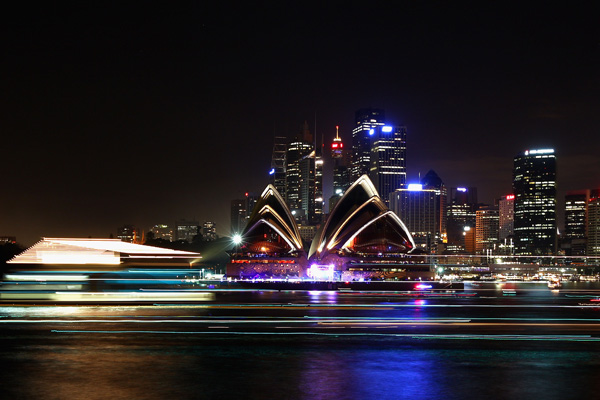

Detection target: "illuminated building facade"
[351, 108, 385, 181]
[283, 122, 323, 225]
[117, 225, 136, 243]
[285, 122, 314, 219]
[269, 135, 287, 197]
[230, 199, 246, 234]
[464, 226, 476, 254]
[330, 125, 351, 211]
[176, 220, 199, 243]
[587, 190, 600, 256]
[299, 151, 323, 225]
[513, 149, 557, 255]
[369, 124, 407, 205]
[230, 192, 259, 234]
[475, 205, 499, 254]
[150, 224, 173, 242]
[498, 195, 515, 241]
[203, 221, 217, 241]
[389, 182, 443, 253]
[446, 187, 478, 253]
[564, 190, 589, 256]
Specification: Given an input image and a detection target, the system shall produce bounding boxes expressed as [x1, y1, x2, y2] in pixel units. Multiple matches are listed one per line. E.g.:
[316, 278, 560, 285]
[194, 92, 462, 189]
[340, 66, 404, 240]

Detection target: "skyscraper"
[475, 205, 499, 254]
[202, 221, 217, 241]
[351, 108, 385, 181]
[446, 187, 478, 253]
[389, 183, 444, 252]
[269, 136, 287, 197]
[285, 122, 313, 218]
[513, 148, 557, 256]
[498, 194, 515, 241]
[587, 191, 600, 256]
[230, 192, 258, 234]
[369, 124, 407, 205]
[285, 121, 323, 225]
[565, 190, 589, 256]
[330, 125, 350, 212]
[176, 220, 199, 243]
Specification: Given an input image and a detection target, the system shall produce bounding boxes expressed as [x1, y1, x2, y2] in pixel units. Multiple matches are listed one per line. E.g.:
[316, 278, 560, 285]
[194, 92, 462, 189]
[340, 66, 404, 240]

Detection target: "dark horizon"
[2, 2, 599, 246]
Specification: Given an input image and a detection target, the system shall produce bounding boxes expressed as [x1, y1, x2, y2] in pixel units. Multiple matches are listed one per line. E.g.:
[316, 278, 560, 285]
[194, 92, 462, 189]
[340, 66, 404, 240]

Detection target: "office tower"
[446, 187, 478, 253]
[230, 199, 246, 234]
[587, 190, 600, 256]
[565, 190, 589, 256]
[389, 182, 444, 252]
[330, 125, 351, 212]
[420, 170, 447, 239]
[231, 192, 259, 234]
[299, 150, 323, 225]
[513, 149, 557, 255]
[498, 194, 515, 241]
[150, 224, 173, 242]
[464, 226, 476, 254]
[269, 136, 287, 197]
[313, 151, 324, 223]
[351, 108, 385, 181]
[332, 125, 350, 194]
[475, 205, 499, 254]
[117, 225, 136, 243]
[285, 122, 313, 218]
[202, 221, 217, 241]
[350, 108, 407, 204]
[176, 220, 199, 243]
[369, 124, 407, 205]
[284, 121, 323, 225]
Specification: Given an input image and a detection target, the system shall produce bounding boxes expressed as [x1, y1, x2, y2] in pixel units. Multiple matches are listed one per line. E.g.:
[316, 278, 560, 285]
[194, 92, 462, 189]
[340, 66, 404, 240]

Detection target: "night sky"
[2, 2, 599, 246]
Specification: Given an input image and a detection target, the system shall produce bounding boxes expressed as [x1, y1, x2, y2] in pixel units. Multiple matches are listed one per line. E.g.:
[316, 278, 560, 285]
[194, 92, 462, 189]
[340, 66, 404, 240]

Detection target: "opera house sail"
[227, 176, 429, 281]
[227, 185, 306, 279]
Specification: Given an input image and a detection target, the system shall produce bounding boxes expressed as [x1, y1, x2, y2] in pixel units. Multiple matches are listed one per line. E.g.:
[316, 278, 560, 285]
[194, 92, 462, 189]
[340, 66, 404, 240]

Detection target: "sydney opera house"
[227, 175, 434, 281]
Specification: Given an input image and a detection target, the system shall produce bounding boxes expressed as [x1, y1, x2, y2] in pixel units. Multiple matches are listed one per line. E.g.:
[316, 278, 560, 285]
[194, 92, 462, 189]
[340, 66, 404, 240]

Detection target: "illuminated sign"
[382, 126, 393, 133]
[506, 194, 515, 200]
[332, 143, 338, 149]
[525, 149, 554, 156]
[407, 183, 423, 191]
[457, 187, 467, 192]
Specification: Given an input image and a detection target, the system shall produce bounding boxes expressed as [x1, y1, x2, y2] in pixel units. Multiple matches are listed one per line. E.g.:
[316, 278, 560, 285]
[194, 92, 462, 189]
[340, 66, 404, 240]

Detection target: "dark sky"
[2, 2, 599, 246]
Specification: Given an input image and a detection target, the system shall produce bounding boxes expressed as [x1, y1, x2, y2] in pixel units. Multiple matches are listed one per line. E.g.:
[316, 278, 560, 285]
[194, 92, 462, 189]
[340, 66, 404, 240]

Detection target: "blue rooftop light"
[407, 183, 423, 191]
[269, 168, 275, 175]
[369, 129, 375, 136]
[382, 126, 393, 133]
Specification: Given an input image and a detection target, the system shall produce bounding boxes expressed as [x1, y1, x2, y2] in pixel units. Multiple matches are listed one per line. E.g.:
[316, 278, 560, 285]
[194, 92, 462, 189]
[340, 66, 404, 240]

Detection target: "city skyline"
[2, 3, 599, 245]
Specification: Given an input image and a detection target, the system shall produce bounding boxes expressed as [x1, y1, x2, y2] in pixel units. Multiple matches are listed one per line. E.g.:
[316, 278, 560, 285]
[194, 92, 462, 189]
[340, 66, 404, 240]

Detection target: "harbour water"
[2, 282, 600, 399]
